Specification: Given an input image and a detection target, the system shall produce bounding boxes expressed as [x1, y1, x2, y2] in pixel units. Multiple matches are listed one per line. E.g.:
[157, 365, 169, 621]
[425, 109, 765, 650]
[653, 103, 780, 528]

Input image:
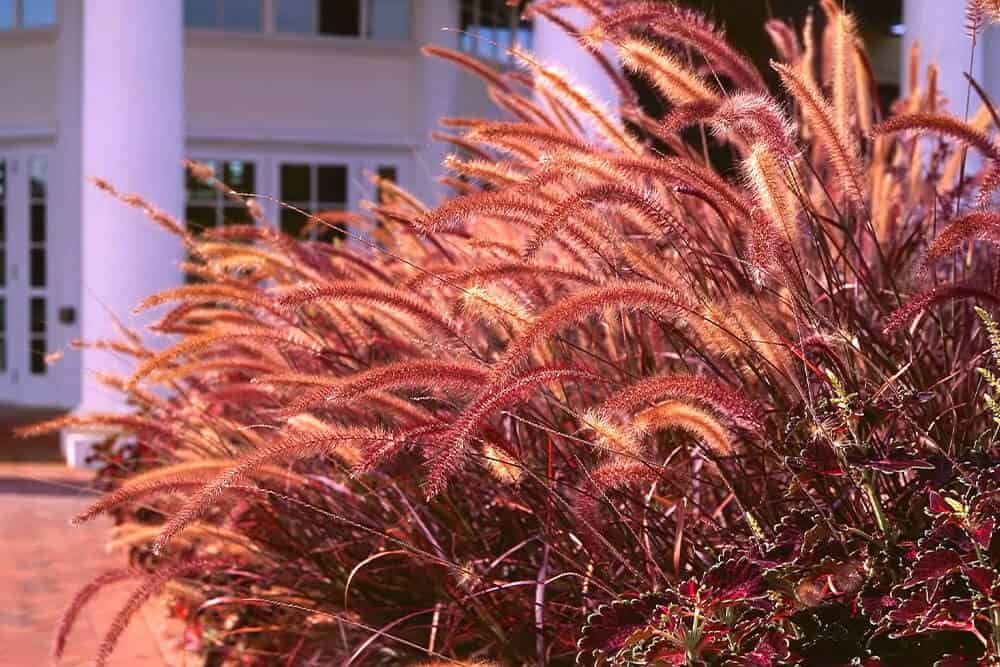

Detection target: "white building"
[0, 0, 994, 464]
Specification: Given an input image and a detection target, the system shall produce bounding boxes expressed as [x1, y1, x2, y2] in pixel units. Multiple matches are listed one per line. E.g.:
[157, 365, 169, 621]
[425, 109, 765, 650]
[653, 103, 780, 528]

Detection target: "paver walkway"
[0, 464, 183, 666]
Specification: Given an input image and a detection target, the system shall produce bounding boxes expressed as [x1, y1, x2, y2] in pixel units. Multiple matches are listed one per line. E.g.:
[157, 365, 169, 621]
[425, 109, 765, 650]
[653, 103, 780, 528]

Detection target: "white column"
[62, 0, 185, 466]
[412, 0, 460, 207]
[531, 6, 620, 127]
[902, 0, 985, 115]
[984, 26, 1000, 107]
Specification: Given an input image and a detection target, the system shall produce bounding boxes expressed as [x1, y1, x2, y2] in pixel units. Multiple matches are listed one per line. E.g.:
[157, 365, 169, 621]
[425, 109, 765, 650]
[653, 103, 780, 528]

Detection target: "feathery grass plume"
[277, 359, 489, 415]
[919, 211, 1000, 274]
[979, 161, 1000, 208]
[53, 567, 143, 659]
[492, 281, 692, 380]
[581, 409, 643, 457]
[424, 365, 611, 497]
[968, 0, 1000, 36]
[73, 460, 312, 525]
[634, 400, 734, 457]
[512, 48, 637, 154]
[710, 93, 797, 160]
[884, 282, 1000, 334]
[16, 413, 176, 441]
[744, 144, 800, 244]
[598, 2, 767, 93]
[95, 560, 232, 667]
[153, 426, 394, 554]
[524, 182, 680, 258]
[460, 284, 535, 332]
[773, 60, 865, 208]
[874, 112, 1000, 161]
[134, 283, 288, 320]
[616, 36, 719, 106]
[765, 19, 802, 65]
[600, 374, 764, 435]
[128, 326, 322, 388]
[421, 45, 512, 94]
[821, 0, 859, 139]
[277, 282, 462, 341]
[480, 442, 524, 485]
[54, 2, 1000, 663]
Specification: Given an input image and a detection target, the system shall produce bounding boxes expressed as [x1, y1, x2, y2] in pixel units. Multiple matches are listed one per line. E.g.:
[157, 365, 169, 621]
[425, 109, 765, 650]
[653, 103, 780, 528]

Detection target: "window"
[0, 0, 56, 30]
[460, 0, 532, 64]
[185, 160, 257, 234]
[185, 0, 261, 31]
[280, 162, 348, 242]
[276, 0, 410, 39]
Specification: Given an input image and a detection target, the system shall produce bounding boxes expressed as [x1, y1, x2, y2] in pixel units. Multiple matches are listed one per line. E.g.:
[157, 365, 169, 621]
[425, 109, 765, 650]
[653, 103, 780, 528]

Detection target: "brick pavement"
[0, 465, 184, 666]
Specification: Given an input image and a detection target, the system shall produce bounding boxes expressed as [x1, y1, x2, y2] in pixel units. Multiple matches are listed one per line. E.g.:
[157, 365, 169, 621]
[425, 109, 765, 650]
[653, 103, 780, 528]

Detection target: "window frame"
[184, 158, 261, 236]
[184, 0, 413, 42]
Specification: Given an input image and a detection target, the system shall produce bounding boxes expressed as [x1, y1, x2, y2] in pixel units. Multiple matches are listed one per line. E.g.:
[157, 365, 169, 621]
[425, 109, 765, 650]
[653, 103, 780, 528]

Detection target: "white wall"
[185, 36, 420, 145]
[0, 33, 57, 133]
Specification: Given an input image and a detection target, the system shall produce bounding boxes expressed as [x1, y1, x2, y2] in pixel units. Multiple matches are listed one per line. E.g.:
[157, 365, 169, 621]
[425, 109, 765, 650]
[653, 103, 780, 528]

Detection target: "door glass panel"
[0, 159, 5, 372]
[28, 157, 46, 288]
[29, 297, 45, 375]
[28, 157, 47, 374]
[318, 0, 360, 36]
[0, 160, 5, 290]
[0, 297, 6, 372]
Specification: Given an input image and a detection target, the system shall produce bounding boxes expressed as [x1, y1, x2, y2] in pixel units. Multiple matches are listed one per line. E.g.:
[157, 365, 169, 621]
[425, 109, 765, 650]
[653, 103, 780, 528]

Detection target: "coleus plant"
[20, 0, 1000, 664]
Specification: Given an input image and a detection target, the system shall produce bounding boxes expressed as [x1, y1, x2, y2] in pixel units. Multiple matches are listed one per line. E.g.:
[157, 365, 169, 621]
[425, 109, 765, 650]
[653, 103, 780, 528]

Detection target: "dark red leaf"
[961, 566, 995, 595]
[970, 516, 995, 550]
[702, 557, 766, 603]
[903, 549, 964, 588]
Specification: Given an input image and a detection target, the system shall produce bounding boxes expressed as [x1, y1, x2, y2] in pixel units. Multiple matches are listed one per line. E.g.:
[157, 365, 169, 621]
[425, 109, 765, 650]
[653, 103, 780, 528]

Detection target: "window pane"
[0, 160, 5, 198]
[222, 205, 253, 225]
[29, 157, 46, 199]
[223, 160, 255, 192]
[317, 165, 347, 203]
[375, 165, 397, 203]
[31, 204, 44, 243]
[185, 0, 217, 27]
[277, 0, 313, 32]
[30, 297, 44, 334]
[280, 164, 311, 202]
[318, 0, 359, 36]
[186, 205, 216, 234]
[0, 249, 5, 288]
[22, 0, 55, 27]
[0, 0, 13, 29]
[367, 0, 409, 39]
[221, 0, 260, 30]
[30, 338, 45, 375]
[0, 205, 5, 243]
[280, 208, 308, 237]
[186, 160, 217, 200]
[30, 247, 45, 287]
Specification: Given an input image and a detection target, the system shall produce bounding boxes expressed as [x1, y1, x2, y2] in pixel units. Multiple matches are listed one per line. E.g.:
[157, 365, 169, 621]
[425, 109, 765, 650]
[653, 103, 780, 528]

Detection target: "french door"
[0, 150, 75, 407]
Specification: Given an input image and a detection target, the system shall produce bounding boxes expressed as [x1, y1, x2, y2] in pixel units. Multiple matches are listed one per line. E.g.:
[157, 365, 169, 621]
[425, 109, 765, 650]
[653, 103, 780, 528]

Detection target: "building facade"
[0, 0, 995, 464]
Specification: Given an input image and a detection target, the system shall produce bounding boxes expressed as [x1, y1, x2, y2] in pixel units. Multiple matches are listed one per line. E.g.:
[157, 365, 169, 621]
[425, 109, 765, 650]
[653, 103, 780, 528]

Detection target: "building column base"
[60, 428, 108, 468]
